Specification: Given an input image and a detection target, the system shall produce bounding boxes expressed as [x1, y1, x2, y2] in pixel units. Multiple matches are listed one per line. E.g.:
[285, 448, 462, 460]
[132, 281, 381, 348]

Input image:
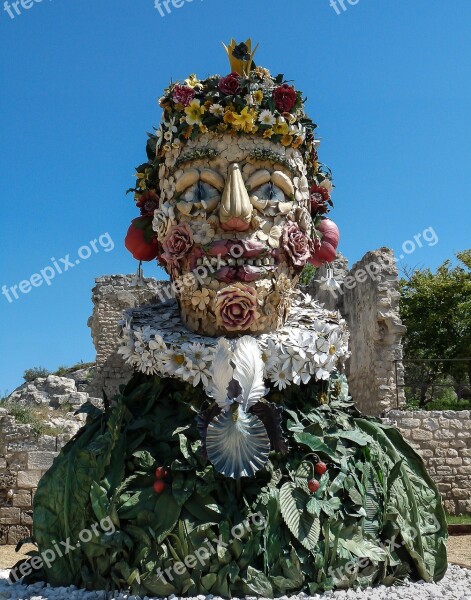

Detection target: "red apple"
[125, 217, 160, 262]
[318, 219, 340, 249]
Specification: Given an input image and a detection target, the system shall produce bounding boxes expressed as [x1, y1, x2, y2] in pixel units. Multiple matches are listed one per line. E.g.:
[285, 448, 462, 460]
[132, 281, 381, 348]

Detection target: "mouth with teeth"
[187, 239, 279, 282]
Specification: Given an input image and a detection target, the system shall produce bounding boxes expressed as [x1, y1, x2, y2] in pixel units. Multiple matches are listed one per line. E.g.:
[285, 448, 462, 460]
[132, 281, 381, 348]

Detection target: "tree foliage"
[399, 250, 471, 405]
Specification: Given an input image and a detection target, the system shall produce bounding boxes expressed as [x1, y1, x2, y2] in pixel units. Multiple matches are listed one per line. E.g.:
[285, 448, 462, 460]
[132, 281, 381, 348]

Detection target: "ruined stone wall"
[384, 410, 471, 515]
[0, 408, 74, 545]
[307, 248, 406, 416]
[88, 275, 166, 399]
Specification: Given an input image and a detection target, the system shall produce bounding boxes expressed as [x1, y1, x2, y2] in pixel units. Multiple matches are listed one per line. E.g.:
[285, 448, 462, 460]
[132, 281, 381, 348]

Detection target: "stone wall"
[307, 248, 406, 416]
[88, 275, 166, 399]
[384, 410, 471, 515]
[0, 408, 74, 545]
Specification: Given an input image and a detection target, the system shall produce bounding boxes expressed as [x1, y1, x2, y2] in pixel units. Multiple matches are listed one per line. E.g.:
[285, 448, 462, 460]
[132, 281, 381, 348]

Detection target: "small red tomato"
[308, 479, 320, 494]
[155, 467, 168, 480]
[315, 462, 328, 476]
[153, 480, 166, 494]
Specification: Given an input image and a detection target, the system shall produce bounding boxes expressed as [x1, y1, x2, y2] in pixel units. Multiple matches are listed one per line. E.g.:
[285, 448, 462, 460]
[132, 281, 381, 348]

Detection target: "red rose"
[162, 223, 193, 264]
[218, 72, 242, 96]
[215, 284, 260, 331]
[172, 85, 196, 107]
[282, 223, 311, 268]
[136, 191, 159, 216]
[273, 84, 297, 113]
[309, 185, 330, 215]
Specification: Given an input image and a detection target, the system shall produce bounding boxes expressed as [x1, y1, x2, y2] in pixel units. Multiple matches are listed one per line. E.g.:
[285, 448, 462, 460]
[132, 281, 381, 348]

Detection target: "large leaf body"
[23, 372, 447, 596]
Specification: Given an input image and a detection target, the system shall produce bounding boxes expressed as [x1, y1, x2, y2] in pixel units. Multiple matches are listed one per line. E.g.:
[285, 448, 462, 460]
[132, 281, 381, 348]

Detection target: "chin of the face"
[176, 272, 295, 338]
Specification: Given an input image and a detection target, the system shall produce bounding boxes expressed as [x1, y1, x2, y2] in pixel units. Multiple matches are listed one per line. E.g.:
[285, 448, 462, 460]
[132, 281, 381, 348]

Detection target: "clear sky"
[1, 0, 470, 394]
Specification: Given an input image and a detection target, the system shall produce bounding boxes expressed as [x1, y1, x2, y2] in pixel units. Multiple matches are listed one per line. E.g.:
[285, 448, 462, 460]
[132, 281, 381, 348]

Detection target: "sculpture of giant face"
[153, 133, 314, 336]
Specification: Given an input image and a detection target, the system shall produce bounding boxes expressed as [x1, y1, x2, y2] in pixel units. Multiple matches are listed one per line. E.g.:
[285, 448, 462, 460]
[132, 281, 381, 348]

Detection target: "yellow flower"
[263, 128, 274, 139]
[224, 110, 237, 124]
[199, 124, 209, 134]
[184, 74, 203, 89]
[281, 134, 294, 147]
[292, 137, 303, 149]
[185, 99, 206, 125]
[253, 90, 264, 105]
[273, 119, 289, 136]
[232, 106, 258, 133]
[217, 123, 229, 133]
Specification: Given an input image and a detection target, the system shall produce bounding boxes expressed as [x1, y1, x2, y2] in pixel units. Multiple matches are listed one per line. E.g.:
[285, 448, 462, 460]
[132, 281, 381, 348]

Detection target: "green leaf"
[90, 482, 110, 523]
[245, 566, 274, 598]
[293, 432, 337, 460]
[279, 483, 321, 551]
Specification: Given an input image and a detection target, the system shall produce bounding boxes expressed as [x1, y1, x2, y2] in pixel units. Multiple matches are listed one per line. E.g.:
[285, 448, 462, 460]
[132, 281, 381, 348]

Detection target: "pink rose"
[273, 84, 297, 113]
[218, 72, 242, 96]
[215, 284, 260, 331]
[282, 223, 311, 268]
[162, 223, 193, 264]
[172, 85, 196, 107]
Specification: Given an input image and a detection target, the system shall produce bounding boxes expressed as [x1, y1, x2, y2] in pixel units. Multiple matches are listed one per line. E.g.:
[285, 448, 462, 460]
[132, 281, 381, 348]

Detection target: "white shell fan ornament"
[203, 336, 272, 479]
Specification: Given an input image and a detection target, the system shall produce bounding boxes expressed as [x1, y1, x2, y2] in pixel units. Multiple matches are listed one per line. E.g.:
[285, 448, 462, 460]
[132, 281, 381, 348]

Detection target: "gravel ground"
[0, 565, 470, 600]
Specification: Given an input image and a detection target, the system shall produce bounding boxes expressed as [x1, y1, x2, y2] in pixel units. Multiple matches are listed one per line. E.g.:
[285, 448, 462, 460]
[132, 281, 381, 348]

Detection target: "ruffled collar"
[118, 292, 350, 390]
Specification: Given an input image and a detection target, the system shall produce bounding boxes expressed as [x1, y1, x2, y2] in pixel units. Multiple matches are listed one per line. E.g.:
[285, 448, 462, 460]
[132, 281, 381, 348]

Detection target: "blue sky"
[1, 0, 470, 394]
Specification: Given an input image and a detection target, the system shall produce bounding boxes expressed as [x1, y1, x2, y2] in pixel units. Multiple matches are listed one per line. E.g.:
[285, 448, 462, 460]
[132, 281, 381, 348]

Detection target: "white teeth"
[227, 258, 236, 266]
[247, 259, 254, 266]
[269, 258, 275, 265]
[255, 259, 262, 266]
[237, 258, 244, 266]
[263, 258, 270, 266]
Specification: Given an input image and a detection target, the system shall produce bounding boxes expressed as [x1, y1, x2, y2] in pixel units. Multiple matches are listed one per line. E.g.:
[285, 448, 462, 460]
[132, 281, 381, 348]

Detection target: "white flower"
[155, 126, 165, 148]
[161, 347, 187, 377]
[270, 366, 290, 390]
[258, 110, 276, 126]
[320, 179, 333, 193]
[192, 221, 215, 245]
[209, 103, 225, 117]
[164, 117, 178, 135]
[153, 201, 175, 242]
[164, 130, 173, 142]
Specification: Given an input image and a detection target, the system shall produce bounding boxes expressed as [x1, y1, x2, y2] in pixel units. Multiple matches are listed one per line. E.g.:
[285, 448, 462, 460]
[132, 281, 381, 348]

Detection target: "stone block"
[20, 511, 33, 526]
[16, 470, 42, 489]
[7, 525, 30, 545]
[457, 466, 471, 475]
[12, 491, 31, 509]
[26, 451, 58, 470]
[411, 429, 433, 442]
[0, 507, 20, 525]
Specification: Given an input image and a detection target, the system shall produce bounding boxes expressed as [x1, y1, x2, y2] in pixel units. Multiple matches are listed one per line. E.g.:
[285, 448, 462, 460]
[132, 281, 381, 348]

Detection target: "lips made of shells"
[186, 239, 281, 282]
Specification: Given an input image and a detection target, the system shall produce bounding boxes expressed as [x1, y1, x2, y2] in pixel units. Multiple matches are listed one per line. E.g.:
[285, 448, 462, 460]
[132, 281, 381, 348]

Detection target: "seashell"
[246, 169, 271, 192]
[278, 202, 294, 215]
[206, 408, 270, 478]
[250, 195, 268, 212]
[201, 196, 220, 212]
[271, 171, 295, 198]
[176, 201, 194, 216]
[199, 168, 225, 192]
[175, 168, 200, 194]
[219, 163, 252, 231]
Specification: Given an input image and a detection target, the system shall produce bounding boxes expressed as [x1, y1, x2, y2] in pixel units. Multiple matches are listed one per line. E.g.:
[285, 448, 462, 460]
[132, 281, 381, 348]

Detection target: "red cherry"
[308, 479, 320, 494]
[315, 462, 328, 476]
[153, 480, 166, 494]
[155, 467, 168, 480]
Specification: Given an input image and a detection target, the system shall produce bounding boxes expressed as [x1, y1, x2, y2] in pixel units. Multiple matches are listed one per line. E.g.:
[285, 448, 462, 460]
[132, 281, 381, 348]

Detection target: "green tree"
[399, 250, 471, 407]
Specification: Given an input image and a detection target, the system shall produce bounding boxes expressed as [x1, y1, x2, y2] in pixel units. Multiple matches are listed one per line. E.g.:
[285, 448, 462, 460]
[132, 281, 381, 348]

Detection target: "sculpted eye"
[183, 181, 220, 203]
[253, 182, 285, 202]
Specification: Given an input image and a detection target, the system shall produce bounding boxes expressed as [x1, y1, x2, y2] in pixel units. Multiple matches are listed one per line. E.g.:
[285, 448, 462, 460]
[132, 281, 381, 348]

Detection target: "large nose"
[219, 163, 252, 232]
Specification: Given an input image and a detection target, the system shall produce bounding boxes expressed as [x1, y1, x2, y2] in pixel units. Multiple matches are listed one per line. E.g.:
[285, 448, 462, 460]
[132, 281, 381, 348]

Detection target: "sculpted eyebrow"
[174, 148, 219, 169]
